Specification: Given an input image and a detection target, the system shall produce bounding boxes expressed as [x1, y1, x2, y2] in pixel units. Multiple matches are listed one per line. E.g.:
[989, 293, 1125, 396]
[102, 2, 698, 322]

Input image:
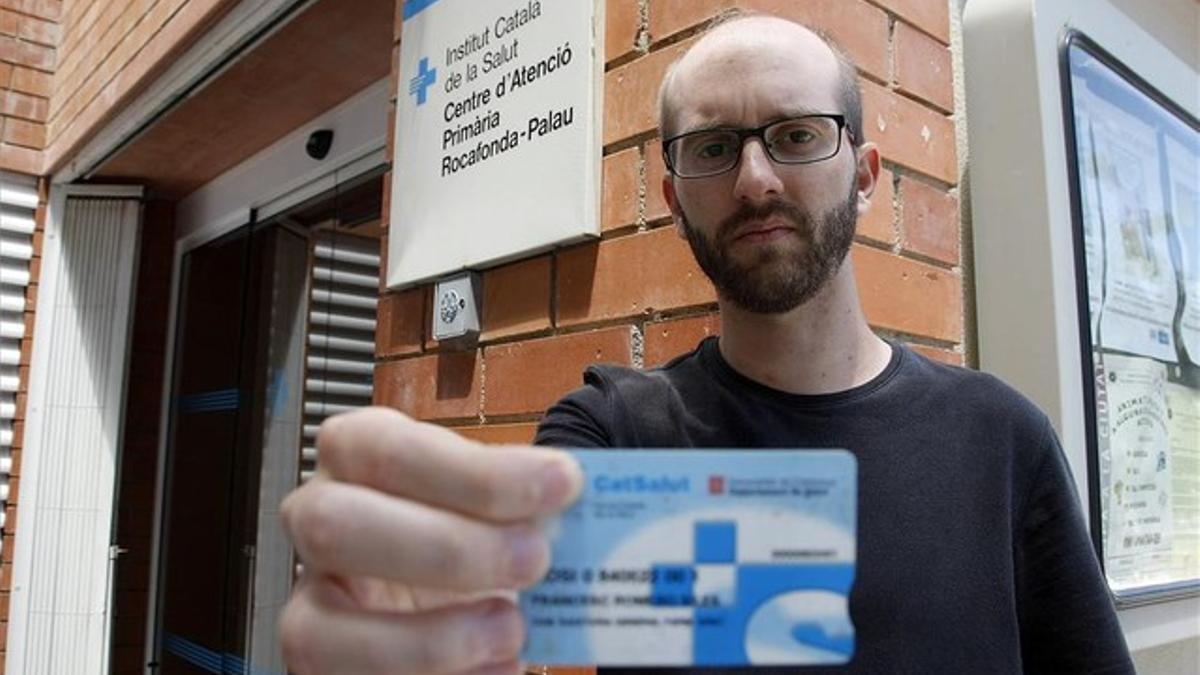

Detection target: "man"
[280, 13, 1133, 674]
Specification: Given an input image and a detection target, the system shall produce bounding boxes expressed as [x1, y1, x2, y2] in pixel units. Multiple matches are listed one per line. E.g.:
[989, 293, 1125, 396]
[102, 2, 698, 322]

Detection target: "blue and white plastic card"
[520, 449, 857, 667]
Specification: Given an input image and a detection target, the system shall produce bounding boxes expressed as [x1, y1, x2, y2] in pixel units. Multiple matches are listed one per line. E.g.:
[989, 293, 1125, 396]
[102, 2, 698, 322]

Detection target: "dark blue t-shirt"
[536, 338, 1133, 674]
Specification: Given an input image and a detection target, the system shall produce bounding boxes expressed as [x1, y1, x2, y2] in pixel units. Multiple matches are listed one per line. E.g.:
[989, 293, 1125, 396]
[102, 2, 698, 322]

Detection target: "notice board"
[1062, 32, 1199, 599]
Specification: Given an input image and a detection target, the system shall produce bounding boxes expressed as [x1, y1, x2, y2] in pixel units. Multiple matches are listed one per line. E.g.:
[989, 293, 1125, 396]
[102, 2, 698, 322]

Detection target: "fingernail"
[507, 526, 548, 586]
[479, 599, 524, 661]
[538, 457, 582, 510]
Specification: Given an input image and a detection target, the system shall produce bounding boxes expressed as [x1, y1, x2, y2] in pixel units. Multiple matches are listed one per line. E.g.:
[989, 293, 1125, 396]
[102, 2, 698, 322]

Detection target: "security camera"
[306, 129, 334, 160]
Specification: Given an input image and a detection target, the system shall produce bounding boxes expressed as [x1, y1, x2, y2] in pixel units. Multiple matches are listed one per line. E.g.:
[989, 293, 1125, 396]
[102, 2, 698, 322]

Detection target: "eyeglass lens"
[669, 116, 842, 177]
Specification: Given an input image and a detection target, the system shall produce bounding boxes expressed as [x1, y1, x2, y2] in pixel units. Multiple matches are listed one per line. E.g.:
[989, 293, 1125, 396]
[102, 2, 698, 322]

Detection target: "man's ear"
[854, 142, 882, 218]
[663, 175, 687, 238]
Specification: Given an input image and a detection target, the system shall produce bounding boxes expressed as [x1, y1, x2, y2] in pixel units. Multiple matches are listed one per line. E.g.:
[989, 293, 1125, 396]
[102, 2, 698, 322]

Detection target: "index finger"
[316, 407, 583, 522]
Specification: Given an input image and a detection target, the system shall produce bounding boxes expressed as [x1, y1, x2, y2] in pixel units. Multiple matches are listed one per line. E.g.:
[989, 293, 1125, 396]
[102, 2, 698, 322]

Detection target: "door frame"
[145, 86, 386, 672]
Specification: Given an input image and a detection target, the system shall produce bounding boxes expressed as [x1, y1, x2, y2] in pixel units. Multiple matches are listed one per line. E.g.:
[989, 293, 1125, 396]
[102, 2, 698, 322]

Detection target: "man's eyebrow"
[675, 107, 837, 135]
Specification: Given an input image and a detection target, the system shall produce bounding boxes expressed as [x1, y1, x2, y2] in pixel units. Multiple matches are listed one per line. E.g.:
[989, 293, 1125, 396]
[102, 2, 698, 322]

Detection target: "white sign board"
[388, 0, 603, 288]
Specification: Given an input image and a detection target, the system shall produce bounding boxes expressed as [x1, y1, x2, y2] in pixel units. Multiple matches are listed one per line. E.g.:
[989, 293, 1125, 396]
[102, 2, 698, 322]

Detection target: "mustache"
[716, 198, 813, 243]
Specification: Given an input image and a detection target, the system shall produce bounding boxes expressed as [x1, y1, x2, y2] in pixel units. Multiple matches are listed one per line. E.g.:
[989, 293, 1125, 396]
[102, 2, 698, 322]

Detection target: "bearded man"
[279, 12, 1134, 674]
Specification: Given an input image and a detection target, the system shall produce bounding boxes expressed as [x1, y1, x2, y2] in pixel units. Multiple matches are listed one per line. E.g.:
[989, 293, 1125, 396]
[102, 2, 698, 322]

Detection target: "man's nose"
[732, 139, 784, 203]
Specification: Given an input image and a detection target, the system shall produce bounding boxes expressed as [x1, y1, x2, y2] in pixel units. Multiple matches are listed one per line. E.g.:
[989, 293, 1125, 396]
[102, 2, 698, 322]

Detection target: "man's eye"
[697, 142, 729, 158]
[785, 129, 816, 145]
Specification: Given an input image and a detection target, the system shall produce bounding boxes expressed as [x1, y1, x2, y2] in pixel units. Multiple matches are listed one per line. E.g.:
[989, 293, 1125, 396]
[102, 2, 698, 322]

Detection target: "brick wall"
[376, 0, 964, 456]
[0, 176, 46, 673]
[0, 0, 59, 174]
[0, 0, 240, 174]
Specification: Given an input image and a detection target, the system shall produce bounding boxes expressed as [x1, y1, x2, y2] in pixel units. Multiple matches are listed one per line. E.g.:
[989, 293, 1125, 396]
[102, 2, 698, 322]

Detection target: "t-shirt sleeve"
[1014, 424, 1134, 673]
[534, 369, 614, 448]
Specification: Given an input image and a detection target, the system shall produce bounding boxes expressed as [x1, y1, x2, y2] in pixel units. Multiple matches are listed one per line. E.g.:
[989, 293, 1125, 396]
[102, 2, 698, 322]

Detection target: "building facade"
[0, 0, 1195, 673]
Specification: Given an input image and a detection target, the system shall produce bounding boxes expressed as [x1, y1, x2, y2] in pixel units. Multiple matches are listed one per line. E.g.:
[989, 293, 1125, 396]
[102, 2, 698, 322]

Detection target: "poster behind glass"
[1064, 32, 1199, 601]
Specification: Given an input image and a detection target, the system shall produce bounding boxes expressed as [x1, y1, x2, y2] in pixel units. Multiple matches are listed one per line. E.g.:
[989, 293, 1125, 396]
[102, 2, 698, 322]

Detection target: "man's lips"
[734, 227, 793, 244]
[729, 218, 798, 244]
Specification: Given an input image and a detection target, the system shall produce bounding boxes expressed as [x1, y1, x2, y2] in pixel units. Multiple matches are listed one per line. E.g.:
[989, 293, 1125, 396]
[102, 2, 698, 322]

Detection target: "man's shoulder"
[899, 345, 1047, 420]
[535, 340, 713, 447]
[581, 338, 710, 401]
[897, 341, 1056, 456]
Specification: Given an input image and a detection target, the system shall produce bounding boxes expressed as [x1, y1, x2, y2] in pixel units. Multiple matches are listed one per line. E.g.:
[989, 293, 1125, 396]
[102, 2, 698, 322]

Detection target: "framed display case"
[1061, 31, 1199, 603]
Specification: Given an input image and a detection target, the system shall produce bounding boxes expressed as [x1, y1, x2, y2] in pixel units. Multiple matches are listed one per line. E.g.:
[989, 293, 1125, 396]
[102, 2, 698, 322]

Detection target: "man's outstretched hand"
[280, 407, 584, 674]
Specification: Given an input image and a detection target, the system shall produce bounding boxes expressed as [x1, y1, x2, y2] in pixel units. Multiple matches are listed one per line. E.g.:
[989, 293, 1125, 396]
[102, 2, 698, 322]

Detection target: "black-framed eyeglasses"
[663, 114, 852, 179]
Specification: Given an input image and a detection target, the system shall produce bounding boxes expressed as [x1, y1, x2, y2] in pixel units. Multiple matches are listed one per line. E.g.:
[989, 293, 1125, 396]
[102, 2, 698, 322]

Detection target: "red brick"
[606, 0, 640, 63]
[0, 34, 54, 70]
[894, 21, 953, 113]
[644, 138, 669, 222]
[644, 313, 720, 367]
[0, 62, 11, 87]
[44, 0, 237, 166]
[602, 146, 639, 231]
[884, 0, 950, 44]
[52, 0, 140, 94]
[860, 79, 956, 184]
[453, 423, 538, 445]
[604, 39, 690, 146]
[899, 175, 958, 265]
[0, 9, 15, 35]
[47, 0, 143, 129]
[1, 116, 42, 148]
[0, 1, 63, 22]
[61, 0, 99, 41]
[481, 255, 552, 341]
[908, 342, 963, 366]
[14, 12, 59, 46]
[0, 141, 40, 174]
[556, 227, 716, 326]
[647, 0, 888, 81]
[0, 89, 46, 121]
[375, 287, 424, 358]
[852, 244, 961, 342]
[374, 351, 481, 421]
[857, 165, 895, 245]
[483, 327, 632, 416]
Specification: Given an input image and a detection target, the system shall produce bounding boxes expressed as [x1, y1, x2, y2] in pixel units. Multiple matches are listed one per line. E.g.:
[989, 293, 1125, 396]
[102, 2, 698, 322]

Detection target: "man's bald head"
[657, 12, 863, 147]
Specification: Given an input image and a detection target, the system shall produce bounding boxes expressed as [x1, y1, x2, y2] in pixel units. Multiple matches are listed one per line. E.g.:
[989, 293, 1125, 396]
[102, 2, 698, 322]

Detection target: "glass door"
[152, 170, 383, 673]
[153, 224, 310, 673]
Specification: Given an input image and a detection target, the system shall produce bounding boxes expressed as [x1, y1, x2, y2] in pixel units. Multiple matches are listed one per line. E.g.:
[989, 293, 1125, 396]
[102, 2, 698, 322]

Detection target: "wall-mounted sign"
[387, 0, 603, 288]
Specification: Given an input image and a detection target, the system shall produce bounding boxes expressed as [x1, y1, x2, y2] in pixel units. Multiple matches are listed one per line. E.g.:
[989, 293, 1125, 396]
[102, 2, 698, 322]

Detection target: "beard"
[681, 186, 858, 314]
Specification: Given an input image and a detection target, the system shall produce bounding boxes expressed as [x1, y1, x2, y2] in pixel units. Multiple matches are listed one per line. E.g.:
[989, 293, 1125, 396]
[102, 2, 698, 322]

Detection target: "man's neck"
[716, 261, 892, 395]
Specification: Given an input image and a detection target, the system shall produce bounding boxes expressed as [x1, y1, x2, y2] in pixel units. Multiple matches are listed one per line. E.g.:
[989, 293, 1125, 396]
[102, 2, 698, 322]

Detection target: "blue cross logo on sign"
[409, 57, 437, 106]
